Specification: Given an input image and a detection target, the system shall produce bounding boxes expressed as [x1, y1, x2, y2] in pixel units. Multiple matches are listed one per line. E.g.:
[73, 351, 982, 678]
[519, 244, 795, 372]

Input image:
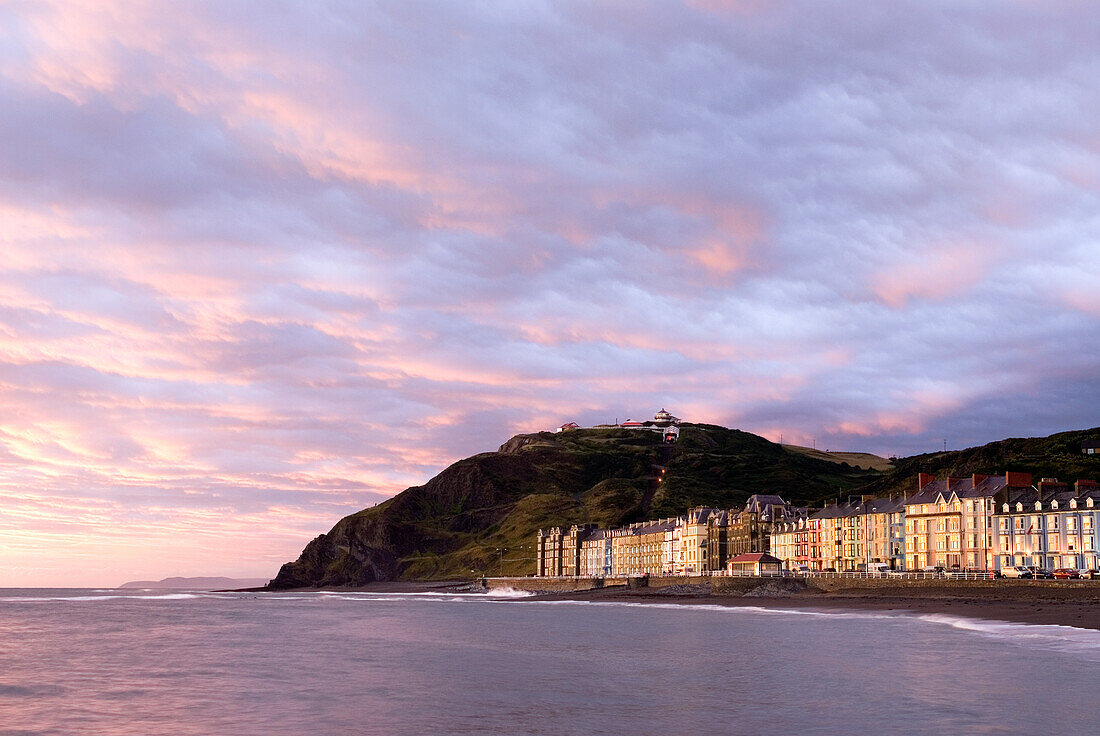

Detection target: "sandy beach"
[521, 582, 1100, 630]
[264, 578, 1100, 630]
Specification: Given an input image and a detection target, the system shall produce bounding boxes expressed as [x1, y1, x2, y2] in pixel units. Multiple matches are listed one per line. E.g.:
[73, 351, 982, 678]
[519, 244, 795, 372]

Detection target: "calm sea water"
[1, 588, 1097, 736]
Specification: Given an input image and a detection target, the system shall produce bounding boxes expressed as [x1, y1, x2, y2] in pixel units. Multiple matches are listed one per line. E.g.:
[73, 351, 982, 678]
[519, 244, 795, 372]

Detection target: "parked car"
[1052, 568, 1080, 579]
[1081, 569, 1100, 580]
[1027, 567, 1054, 579]
[791, 565, 811, 575]
[1000, 566, 1033, 579]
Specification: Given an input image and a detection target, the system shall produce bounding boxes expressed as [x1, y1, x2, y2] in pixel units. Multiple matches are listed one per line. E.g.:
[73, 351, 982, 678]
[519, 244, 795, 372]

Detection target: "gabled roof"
[862, 497, 906, 514]
[906, 475, 1018, 506]
[744, 494, 787, 511]
[729, 552, 783, 564]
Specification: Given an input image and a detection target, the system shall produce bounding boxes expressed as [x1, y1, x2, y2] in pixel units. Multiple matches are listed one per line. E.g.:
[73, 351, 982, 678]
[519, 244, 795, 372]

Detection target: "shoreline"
[249, 579, 1100, 630]
[519, 585, 1100, 630]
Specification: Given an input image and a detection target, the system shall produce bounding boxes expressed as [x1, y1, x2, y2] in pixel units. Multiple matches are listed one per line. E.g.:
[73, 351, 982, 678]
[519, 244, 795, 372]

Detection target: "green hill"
[267, 424, 1100, 588]
[267, 424, 878, 588]
[859, 427, 1100, 497]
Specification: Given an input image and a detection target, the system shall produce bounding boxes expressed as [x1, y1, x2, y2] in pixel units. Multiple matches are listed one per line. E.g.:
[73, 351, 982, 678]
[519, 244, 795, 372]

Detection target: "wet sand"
[255, 579, 1100, 630]
[525, 584, 1100, 630]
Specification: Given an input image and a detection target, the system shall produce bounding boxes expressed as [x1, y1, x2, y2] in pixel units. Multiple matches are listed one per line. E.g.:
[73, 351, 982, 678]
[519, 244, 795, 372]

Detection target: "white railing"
[525, 570, 1002, 580]
[796, 570, 995, 580]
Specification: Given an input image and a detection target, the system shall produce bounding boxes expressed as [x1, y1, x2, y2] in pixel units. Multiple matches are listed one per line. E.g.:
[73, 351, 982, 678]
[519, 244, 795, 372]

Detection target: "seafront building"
[536, 495, 790, 578]
[682, 506, 721, 574]
[903, 473, 1029, 572]
[535, 473, 1100, 578]
[993, 479, 1100, 572]
[727, 495, 795, 559]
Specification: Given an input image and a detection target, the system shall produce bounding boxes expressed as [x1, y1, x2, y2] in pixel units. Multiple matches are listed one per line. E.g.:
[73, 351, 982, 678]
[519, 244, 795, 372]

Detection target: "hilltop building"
[556, 409, 682, 442]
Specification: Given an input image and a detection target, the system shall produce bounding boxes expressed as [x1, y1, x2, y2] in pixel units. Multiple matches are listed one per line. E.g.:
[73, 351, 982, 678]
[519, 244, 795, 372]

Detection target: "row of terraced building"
[536, 472, 1100, 576]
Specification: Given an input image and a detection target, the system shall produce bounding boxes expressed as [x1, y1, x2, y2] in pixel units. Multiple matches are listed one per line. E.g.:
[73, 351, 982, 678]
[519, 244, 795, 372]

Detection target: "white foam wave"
[4, 595, 115, 602]
[523, 599, 1100, 660]
[917, 614, 1100, 659]
[315, 590, 486, 597]
[319, 594, 478, 603]
[484, 587, 535, 598]
[124, 593, 200, 600]
[524, 599, 893, 620]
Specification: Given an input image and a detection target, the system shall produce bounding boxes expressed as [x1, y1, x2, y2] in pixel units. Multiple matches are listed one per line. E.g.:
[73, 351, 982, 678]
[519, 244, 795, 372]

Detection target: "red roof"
[729, 553, 783, 564]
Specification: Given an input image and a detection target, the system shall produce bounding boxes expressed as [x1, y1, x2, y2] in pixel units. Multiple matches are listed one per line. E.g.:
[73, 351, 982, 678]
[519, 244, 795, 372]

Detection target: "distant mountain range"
[266, 423, 1099, 589]
[119, 576, 268, 590]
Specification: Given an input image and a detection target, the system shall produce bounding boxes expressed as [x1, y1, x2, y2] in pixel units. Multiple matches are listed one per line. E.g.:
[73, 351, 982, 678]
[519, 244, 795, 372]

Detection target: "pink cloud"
[0, 1, 1096, 586]
[871, 243, 994, 308]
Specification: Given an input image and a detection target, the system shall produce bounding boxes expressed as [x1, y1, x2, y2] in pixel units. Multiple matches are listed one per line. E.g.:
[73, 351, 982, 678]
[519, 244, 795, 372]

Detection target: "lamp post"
[495, 547, 507, 577]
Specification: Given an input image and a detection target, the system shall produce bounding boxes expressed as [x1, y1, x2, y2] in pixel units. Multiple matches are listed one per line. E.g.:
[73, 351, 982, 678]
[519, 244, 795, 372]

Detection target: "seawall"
[484, 575, 1099, 595]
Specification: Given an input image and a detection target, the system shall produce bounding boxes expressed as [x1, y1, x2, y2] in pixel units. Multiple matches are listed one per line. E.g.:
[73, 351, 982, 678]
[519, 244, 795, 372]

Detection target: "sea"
[1, 588, 1098, 736]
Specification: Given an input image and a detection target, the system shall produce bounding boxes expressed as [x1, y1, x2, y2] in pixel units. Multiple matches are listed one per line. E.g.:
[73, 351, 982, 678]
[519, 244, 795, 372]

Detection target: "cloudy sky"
[1, 1, 1097, 585]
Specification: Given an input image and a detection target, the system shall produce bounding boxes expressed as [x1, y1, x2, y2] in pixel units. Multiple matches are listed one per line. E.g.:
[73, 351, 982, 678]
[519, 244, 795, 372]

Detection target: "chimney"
[1075, 479, 1100, 497]
[1004, 471, 1032, 488]
[1037, 478, 1062, 502]
[917, 473, 935, 490]
[972, 473, 989, 488]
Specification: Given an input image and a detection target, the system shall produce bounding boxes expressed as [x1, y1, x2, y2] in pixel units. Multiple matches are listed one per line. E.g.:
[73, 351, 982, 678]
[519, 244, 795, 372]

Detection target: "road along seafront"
[483, 574, 1100, 631]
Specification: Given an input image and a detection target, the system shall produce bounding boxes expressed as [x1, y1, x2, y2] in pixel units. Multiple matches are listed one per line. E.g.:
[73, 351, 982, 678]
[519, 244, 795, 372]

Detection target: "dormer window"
[1034, 501, 1042, 511]
[1088, 498, 1095, 508]
[1016, 503, 1023, 512]
[1070, 499, 1077, 509]
[1051, 500, 1058, 510]
[1002, 503, 1009, 513]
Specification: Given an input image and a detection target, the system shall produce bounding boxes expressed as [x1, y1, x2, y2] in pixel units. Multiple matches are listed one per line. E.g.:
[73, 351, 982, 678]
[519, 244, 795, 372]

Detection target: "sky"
[0, 1, 1098, 586]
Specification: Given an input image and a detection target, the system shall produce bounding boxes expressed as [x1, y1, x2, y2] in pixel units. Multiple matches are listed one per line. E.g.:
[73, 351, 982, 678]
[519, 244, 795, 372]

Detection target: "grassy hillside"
[858, 427, 1100, 497]
[268, 424, 1100, 587]
[268, 424, 880, 587]
[782, 444, 894, 471]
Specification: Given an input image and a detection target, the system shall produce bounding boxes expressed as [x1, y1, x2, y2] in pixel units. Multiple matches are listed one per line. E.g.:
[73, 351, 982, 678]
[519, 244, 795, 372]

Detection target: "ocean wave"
[522, 599, 1100, 660]
[123, 593, 201, 600]
[318, 594, 478, 603]
[917, 614, 1100, 660]
[484, 587, 535, 598]
[523, 599, 893, 620]
[3, 595, 116, 602]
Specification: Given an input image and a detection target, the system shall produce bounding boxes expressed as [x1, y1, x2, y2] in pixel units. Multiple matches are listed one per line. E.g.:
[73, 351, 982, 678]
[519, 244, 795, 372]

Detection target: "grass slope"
[268, 424, 881, 586]
[857, 427, 1100, 497]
